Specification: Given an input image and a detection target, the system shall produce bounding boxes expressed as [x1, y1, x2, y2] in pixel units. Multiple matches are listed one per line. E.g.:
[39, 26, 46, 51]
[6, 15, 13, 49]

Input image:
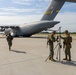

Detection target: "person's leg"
[51, 44, 55, 61]
[67, 48, 71, 61]
[8, 42, 12, 51]
[63, 47, 67, 60]
[49, 45, 53, 60]
[9, 45, 11, 51]
[49, 46, 52, 60]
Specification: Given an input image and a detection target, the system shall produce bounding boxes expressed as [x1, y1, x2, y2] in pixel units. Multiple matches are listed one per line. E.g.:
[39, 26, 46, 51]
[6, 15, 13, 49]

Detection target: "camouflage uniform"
[6, 33, 13, 51]
[47, 31, 56, 61]
[61, 31, 72, 61]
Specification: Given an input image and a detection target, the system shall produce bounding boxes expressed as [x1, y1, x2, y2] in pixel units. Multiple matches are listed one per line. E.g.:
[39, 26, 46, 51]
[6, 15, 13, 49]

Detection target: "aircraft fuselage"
[15, 21, 59, 37]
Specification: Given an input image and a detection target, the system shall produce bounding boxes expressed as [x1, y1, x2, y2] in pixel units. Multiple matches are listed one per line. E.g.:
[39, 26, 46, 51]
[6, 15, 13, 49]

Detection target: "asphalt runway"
[0, 34, 76, 75]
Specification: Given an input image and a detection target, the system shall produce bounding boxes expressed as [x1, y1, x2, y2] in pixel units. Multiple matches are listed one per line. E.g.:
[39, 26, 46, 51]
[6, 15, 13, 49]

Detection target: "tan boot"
[63, 58, 67, 60]
[51, 58, 56, 62]
[9, 47, 11, 51]
[67, 59, 71, 61]
[49, 57, 51, 60]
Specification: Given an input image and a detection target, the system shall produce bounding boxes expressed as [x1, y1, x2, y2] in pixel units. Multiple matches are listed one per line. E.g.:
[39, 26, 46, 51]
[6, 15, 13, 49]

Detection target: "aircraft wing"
[0, 26, 19, 29]
[0, 26, 20, 31]
[0, 25, 20, 36]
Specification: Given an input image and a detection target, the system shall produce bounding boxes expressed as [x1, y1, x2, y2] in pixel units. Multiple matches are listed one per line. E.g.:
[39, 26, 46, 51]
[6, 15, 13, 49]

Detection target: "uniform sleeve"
[6, 36, 9, 42]
[60, 36, 65, 39]
[47, 35, 50, 45]
[70, 36, 72, 42]
[11, 36, 13, 40]
[51, 35, 56, 42]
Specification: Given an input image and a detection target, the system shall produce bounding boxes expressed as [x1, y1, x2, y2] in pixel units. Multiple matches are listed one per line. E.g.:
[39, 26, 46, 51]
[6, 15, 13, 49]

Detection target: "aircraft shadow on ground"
[60, 60, 76, 66]
[11, 50, 26, 54]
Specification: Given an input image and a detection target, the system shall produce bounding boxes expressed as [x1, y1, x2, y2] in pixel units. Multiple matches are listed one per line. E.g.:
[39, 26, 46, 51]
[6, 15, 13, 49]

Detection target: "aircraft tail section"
[41, 0, 65, 20]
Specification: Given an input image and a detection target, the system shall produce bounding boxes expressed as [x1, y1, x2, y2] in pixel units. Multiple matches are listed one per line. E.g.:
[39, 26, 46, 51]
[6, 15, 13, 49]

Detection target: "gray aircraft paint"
[19, 21, 59, 36]
[0, 0, 76, 37]
[41, 0, 65, 20]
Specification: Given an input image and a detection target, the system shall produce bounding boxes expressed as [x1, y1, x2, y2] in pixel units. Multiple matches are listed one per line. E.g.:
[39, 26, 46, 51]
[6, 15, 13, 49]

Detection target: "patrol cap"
[52, 31, 56, 34]
[64, 30, 68, 34]
[8, 32, 11, 35]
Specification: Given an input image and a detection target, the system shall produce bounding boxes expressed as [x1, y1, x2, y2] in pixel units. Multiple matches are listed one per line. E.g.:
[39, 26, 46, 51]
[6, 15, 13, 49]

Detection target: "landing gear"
[23, 35, 31, 37]
[14, 35, 19, 37]
[14, 34, 31, 37]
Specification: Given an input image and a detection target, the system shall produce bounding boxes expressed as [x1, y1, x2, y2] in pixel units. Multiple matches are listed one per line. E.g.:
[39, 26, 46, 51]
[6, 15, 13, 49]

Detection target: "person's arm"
[47, 39, 49, 45]
[6, 36, 9, 42]
[51, 35, 57, 42]
[60, 36, 65, 39]
[47, 35, 50, 45]
[11, 36, 13, 40]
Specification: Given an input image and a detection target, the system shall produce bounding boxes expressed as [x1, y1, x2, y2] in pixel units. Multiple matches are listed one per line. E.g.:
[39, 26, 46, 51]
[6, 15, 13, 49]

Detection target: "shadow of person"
[11, 50, 26, 54]
[61, 60, 76, 66]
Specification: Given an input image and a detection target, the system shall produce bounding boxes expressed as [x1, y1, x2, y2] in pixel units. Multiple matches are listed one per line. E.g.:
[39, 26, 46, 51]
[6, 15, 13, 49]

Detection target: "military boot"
[49, 56, 51, 60]
[63, 55, 67, 60]
[67, 58, 71, 61]
[51, 58, 56, 62]
[9, 47, 11, 51]
[63, 58, 67, 60]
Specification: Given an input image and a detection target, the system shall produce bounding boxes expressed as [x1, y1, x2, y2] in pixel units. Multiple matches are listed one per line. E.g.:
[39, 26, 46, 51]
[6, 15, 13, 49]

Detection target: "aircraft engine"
[0, 28, 5, 31]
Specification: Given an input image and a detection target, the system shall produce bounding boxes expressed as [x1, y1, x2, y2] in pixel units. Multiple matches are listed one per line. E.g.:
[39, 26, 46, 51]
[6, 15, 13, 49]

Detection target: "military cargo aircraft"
[0, 0, 76, 37]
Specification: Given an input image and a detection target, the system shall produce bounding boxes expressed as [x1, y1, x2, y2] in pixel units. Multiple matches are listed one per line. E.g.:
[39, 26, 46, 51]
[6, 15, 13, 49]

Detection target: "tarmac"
[0, 34, 76, 75]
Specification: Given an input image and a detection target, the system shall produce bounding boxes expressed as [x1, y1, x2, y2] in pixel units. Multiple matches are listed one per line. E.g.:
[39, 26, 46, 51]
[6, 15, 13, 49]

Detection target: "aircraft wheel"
[15, 35, 19, 37]
[23, 35, 31, 37]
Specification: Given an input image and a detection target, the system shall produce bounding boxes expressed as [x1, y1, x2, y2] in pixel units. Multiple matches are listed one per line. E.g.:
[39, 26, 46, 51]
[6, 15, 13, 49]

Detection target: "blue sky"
[0, 0, 76, 32]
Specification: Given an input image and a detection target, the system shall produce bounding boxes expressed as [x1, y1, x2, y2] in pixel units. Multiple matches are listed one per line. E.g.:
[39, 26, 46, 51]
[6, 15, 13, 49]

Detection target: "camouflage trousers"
[8, 41, 12, 47]
[65, 46, 71, 59]
[49, 44, 54, 59]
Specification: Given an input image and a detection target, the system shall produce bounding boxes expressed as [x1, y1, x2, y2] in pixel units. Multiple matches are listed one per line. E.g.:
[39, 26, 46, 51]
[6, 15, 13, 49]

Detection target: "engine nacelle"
[0, 28, 5, 31]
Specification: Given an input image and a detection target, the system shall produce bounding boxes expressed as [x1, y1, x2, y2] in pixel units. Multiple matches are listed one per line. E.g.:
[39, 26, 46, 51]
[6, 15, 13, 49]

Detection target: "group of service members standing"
[47, 30, 72, 62]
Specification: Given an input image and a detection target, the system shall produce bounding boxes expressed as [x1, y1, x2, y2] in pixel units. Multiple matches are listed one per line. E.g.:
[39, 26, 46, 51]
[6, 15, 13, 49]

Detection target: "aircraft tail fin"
[41, 0, 65, 21]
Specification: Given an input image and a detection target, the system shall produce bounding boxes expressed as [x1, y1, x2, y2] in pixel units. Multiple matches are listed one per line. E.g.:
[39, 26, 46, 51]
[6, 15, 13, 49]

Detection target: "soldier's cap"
[52, 31, 56, 34]
[8, 32, 11, 35]
[64, 30, 69, 34]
